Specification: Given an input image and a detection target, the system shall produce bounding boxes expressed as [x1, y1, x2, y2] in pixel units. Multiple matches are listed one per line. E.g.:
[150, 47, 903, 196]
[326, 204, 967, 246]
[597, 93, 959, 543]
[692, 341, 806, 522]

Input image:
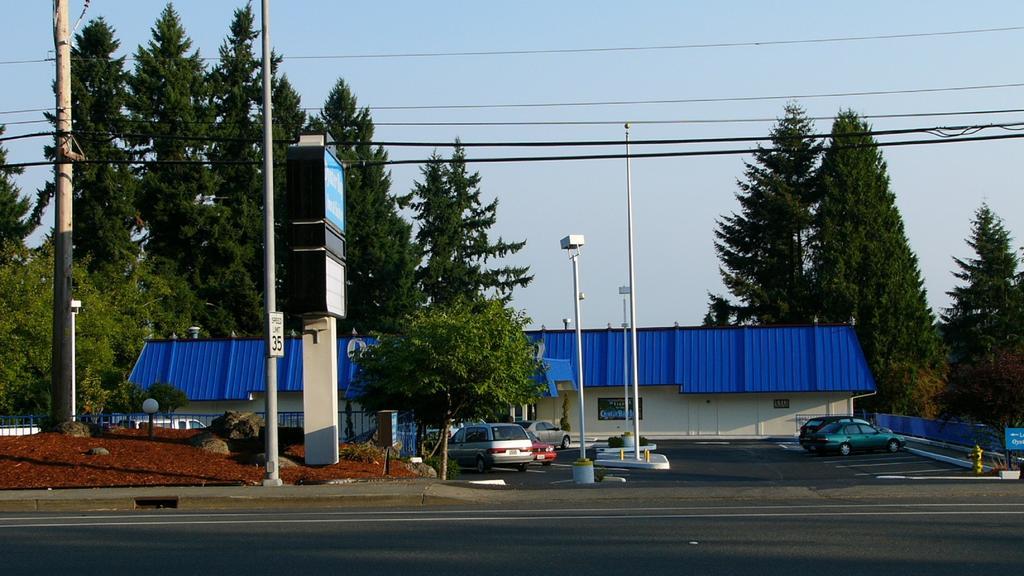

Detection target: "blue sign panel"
[324, 149, 345, 234]
[1006, 428, 1024, 451]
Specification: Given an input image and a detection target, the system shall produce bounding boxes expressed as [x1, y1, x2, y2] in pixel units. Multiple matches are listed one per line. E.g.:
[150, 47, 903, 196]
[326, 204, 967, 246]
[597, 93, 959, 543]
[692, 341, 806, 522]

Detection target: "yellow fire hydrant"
[969, 444, 984, 475]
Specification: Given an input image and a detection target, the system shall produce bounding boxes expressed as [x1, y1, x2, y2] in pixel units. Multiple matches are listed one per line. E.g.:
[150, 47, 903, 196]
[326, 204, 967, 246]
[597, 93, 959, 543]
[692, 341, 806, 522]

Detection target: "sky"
[2, 1, 1023, 331]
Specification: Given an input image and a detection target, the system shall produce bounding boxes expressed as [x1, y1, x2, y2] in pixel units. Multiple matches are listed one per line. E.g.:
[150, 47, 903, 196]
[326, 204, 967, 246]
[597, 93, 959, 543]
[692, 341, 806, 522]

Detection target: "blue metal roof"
[128, 324, 874, 401]
[533, 324, 874, 393]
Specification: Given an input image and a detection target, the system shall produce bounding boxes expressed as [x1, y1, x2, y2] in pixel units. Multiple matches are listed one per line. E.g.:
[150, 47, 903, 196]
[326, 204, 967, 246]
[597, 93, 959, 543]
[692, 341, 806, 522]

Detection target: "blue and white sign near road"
[324, 149, 345, 234]
[1006, 428, 1024, 451]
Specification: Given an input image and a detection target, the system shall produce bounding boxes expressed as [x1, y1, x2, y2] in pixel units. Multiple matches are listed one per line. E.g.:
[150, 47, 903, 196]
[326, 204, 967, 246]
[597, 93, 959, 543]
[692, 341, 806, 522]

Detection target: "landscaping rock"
[249, 453, 300, 468]
[409, 462, 438, 478]
[188, 432, 230, 455]
[51, 421, 91, 438]
[86, 447, 110, 456]
[209, 411, 264, 440]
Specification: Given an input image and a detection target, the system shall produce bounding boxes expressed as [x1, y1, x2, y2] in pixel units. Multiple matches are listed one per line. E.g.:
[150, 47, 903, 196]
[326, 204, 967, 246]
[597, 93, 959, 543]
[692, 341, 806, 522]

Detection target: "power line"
[5, 24, 1021, 66]
[0, 108, 51, 116]
[0, 131, 54, 143]
[329, 121, 1024, 148]
[5, 130, 1022, 170]
[280, 26, 1024, 60]
[64, 120, 1024, 150]
[370, 108, 1024, 127]
[357, 82, 1024, 111]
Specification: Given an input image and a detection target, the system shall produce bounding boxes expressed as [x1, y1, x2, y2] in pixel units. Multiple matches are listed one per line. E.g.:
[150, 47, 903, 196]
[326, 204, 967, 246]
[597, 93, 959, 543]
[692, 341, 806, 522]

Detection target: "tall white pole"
[625, 123, 641, 460]
[260, 0, 281, 487]
[571, 251, 586, 461]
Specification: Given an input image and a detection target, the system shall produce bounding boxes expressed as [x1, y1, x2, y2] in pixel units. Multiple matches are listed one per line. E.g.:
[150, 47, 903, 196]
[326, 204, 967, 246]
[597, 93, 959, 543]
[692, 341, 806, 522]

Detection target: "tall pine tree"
[941, 203, 1023, 363]
[712, 103, 822, 323]
[815, 110, 943, 415]
[127, 2, 214, 332]
[407, 144, 531, 306]
[0, 125, 33, 254]
[308, 79, 420, 334]
[70, 18, 139, 272]
[201, 3, 264, 335]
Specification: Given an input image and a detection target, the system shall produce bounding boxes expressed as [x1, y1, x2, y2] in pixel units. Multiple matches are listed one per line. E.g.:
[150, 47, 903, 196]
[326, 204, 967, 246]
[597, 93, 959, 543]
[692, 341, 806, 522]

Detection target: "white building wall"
[535, 387, 855, 439]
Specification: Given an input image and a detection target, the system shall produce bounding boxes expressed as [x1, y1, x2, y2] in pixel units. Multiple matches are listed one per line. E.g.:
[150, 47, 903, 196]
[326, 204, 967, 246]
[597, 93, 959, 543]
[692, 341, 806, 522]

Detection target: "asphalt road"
[476, 439, 979, 487]
[2, 498, 1021, 574]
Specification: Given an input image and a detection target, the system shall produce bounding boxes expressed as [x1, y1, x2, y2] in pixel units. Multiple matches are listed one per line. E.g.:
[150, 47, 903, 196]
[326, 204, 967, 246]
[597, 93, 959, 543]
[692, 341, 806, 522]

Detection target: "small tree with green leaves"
[355, 299, 544, 479]
[144, 382, 189, 413]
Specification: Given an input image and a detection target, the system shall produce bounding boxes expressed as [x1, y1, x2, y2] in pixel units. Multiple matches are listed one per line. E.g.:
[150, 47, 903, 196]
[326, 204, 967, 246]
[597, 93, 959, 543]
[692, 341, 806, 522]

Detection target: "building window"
[773, 399, 790, 409]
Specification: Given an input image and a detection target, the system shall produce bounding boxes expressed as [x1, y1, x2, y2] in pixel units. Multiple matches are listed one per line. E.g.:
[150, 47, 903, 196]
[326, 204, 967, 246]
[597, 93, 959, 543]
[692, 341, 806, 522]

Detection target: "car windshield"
[804, 419, 823, 428]
[492, 426, 528, 441]
[516, 421, 533, 429]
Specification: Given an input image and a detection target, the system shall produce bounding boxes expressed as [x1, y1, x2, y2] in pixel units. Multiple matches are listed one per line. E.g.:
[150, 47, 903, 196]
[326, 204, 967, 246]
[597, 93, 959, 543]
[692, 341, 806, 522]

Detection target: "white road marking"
[835, 460, 919, 468]
[855, 468, 967, 476]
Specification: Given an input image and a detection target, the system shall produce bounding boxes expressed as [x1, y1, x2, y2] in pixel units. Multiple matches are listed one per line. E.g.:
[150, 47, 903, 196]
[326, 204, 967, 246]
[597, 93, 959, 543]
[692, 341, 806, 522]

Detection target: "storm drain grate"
[134, 496, 179, 510]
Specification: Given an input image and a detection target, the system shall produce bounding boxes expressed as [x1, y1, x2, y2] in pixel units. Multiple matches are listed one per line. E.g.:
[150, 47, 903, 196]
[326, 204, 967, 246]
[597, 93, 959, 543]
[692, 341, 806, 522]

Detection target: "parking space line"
[855, 468, 968, 476]
[834, 460, 920, 468]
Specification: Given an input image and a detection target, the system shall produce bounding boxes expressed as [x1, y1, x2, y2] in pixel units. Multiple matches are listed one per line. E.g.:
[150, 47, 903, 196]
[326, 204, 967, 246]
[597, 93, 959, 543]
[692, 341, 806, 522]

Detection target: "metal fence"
[0, 414, 42, 436]
[2, 410, 417, 456]
[872, 413, 999, 451]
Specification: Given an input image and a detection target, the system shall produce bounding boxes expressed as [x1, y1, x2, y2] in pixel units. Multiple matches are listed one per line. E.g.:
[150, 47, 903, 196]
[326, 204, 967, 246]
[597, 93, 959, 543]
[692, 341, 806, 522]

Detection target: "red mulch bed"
[0, 429, 418, 490]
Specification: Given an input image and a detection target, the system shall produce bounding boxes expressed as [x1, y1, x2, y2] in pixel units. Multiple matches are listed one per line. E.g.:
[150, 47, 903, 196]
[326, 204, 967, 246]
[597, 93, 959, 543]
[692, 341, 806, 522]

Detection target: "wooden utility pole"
[51, 0, 74, 424]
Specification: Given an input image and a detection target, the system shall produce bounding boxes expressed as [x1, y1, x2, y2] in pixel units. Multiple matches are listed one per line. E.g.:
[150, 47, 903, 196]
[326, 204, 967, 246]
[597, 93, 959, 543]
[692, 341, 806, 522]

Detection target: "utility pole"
[51, 0, 74, 424]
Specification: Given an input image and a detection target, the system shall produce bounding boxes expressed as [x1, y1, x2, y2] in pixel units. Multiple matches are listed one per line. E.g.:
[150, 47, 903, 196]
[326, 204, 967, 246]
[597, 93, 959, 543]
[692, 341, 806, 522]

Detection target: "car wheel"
[475, 456, 487, 474]
[887, 439, 901, 453]
[560, 436, 571, 450]
[517, 463, 528, 472]
[839, 442, 852, 456]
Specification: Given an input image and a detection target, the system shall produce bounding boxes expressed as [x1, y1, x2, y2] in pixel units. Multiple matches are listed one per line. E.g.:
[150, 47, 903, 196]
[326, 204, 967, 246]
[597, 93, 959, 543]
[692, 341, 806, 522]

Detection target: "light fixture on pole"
[624, 123, 641, 460]
[561, 234, 587, 461]
[618, 286, 630, 424]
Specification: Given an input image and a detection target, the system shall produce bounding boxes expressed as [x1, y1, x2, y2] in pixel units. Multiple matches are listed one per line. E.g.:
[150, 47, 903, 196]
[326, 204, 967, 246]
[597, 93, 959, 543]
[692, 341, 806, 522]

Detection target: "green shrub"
[424, 455, 460, 480]
[594, 466, 608, 482]
[339, 442, 383, 463]
[607, 435, 624, 448]
[640, 436, 649, 446]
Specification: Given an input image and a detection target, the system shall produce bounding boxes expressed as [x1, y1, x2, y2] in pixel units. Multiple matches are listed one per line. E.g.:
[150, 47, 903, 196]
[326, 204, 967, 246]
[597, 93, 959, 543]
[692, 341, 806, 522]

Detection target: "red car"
[527, 431, 556, 466]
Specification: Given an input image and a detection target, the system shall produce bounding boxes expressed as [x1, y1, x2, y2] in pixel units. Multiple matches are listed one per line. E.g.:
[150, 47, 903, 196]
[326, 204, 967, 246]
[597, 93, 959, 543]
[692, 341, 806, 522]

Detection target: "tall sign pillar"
[287, 134, 346, 466]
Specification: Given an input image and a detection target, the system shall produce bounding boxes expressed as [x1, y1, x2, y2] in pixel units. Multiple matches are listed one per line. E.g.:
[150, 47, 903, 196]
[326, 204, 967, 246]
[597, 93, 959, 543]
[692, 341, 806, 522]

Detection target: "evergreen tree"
[127, 2, 213, 332]
[941, 203, 1023, 363]
[269, 73, 305, 319]
[308, 79, 420, 333]
[815, 110, 943, 415]
[199, 3, 264, 336]
[407, 144, 531, 307]
[70, 18, 139, 272]
[0, 126, 33, 253]
[713, 104, 822, 323]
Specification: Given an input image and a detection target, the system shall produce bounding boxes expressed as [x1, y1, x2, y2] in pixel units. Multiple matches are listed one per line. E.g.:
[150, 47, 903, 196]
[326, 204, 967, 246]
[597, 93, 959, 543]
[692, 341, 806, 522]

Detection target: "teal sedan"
[806, 422, 904, 456]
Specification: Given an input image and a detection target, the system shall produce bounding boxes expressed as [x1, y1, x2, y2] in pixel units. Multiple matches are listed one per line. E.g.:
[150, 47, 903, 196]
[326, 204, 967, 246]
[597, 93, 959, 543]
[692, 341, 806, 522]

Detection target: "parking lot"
[468, 439, 981, 488]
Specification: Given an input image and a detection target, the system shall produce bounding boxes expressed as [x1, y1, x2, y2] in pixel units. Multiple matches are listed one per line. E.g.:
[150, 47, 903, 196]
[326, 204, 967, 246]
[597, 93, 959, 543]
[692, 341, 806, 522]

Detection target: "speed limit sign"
[268, 312, 285, 358]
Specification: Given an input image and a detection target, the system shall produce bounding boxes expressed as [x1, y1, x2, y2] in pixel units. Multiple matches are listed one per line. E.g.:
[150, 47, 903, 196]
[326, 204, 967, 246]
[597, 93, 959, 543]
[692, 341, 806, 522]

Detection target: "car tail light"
[488, 448, 506, 454]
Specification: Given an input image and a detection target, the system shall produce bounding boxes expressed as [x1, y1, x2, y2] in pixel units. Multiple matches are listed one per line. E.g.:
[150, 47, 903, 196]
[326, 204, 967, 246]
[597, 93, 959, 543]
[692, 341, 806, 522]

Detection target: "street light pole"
[259, 0, 282, 487]
[625, 123, 641, 460]
[561, 235, 586, 461]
